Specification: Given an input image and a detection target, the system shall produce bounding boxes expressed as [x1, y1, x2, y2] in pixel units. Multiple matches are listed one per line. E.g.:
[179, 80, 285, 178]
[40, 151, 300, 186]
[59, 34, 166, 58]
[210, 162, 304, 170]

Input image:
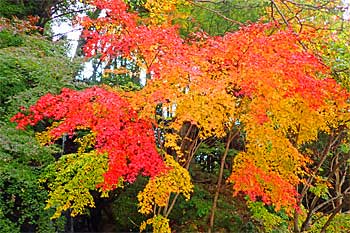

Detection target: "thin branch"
[187, 0, 244, 27]
[165, 193, 180, 217]
[49, 8, 90, 21]
[284, 0, 348, 12]
[313, 187, 350, 214]
[209, 130, 238, 233]
[281, 1, 304, 33]
[48, 27, 83, 40]
[271, 0, 289, 26]
[300, 132, 342, 200]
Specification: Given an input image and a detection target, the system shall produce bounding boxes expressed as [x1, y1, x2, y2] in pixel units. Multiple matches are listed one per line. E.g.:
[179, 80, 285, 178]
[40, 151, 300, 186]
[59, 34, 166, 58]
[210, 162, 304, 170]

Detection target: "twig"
[187, 0, 244, 27]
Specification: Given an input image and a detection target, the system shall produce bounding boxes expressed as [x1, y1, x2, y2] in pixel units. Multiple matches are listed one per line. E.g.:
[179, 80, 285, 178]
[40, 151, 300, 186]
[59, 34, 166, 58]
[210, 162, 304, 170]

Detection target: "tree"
[75, 0, 350, 232]
[0, 16, 80, 232]
[9, 0, 350, 232]
[266, 0, 350, 89]
[11, 86, 194, 232]
[0, 0, 89, 29]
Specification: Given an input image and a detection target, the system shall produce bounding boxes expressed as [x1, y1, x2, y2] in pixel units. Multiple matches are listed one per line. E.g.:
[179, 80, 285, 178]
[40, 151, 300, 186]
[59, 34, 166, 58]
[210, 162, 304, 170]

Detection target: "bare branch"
[187, 0, 245, 27]
[271, 0, 289, 26]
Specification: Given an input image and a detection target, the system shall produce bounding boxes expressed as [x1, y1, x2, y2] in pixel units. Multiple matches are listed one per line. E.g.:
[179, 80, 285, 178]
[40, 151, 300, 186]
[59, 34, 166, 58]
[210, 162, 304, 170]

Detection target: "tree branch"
[187, 0, 244, 27]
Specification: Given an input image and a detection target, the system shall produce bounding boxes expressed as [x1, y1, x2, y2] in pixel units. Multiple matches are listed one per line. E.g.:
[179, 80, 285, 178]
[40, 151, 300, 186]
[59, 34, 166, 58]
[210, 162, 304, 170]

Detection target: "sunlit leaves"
[11, 87, 166, 189]
[144, 0, 189, 24]
[137, 154, 193, 232]
[140, 214, 171, 233]
[173, 91, 237, 139]
[11, 0, 350, 227]
[247, 201, 289, 232]
[78, 0, 350, 214]
[43, 151, 109, 219]
[137, 154, 193, 215]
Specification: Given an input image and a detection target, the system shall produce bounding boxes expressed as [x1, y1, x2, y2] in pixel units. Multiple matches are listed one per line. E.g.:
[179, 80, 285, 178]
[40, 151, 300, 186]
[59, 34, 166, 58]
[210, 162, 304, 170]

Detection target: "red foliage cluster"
[11, 87, 165, 189]
[229, 162, 299, 211]
[78, 0, 192, 74]
[79, 1, 347, 112]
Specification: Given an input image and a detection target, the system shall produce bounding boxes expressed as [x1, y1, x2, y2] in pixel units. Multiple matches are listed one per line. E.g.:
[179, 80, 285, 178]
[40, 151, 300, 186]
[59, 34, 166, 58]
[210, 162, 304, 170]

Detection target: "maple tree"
[11, 87, 167, 213]
[77, 0, 350, 230]
[9, 0, 350, 232]
[266, 0, 350, 88]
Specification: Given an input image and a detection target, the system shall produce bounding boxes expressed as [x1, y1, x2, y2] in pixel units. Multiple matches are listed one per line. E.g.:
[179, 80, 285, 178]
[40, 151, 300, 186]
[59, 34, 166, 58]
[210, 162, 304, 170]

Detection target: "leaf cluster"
[0, 18, 78, 232]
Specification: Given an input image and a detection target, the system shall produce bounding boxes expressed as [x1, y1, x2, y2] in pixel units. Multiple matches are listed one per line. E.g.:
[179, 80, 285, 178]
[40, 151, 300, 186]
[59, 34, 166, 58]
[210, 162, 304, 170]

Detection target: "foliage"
[247, 201, 289, 232]
[101, 57, 143, 90]
[0, 210, 20, 233]
[0, 0, 36, 19]
[42, 151, 109, 219]
[137, 154, 193, 232]
[11, 87, 166, 187]
[11, 86, 170, 223]
[63, 0, 350, 231]
[266, 0, 350, 89]
[294, 129, 350, 232]
[0, 29, 24, 48]
[6, 0, 350, 232]
[0, 124, 66, 232]
[110, 176, 149, 231]
[140, 214, 171, 233]
[143, 0, 189, 24]
[177, 0, 268, 36]
[0, 0, 86, 29]
[195, 141, 237, 173]
[307, 213, 350, 233]
[137, 154, 193, 215]
[0, 17, 78, 232]
[182, 189, 212, 218]
[0, 17, 77, 119]
[10, 86, 196, 231]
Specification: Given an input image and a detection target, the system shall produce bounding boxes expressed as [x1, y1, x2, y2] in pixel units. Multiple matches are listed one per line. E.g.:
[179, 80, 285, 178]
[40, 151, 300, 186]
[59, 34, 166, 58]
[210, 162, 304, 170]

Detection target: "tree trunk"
[208, 131, 236, 233]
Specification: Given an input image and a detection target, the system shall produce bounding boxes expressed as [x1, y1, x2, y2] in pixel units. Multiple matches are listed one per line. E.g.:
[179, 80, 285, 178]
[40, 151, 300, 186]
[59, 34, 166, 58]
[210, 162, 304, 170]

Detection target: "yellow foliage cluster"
[137, 154, 193, 215]
[144, 0, 189, 24]
[43, 151, 109, 219]
[74, 131, 97, 154]
[140, 215, 171, 233]
[35, 121, 62, 145]
[243, 127, 306, 181]
[173, 90, 237, 139]
[164, 133, 183, 159]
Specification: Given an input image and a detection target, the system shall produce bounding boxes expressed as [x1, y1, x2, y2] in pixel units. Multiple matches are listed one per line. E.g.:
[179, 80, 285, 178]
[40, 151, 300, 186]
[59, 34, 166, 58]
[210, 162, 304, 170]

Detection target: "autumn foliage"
[11, 87, 165, 189]
[10, 0, 350, 231]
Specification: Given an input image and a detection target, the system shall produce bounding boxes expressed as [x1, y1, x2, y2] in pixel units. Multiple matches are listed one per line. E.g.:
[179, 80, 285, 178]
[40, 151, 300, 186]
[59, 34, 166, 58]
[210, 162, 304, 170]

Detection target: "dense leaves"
[5, 0, 350, 232]
[43, 151, 109, 219]
[11, 87, 166, 188]
[78, 0, 350, 213]
[0, 125, 63, 232]
[0, 16, 77, 232]
[138, 154, 193, 215]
